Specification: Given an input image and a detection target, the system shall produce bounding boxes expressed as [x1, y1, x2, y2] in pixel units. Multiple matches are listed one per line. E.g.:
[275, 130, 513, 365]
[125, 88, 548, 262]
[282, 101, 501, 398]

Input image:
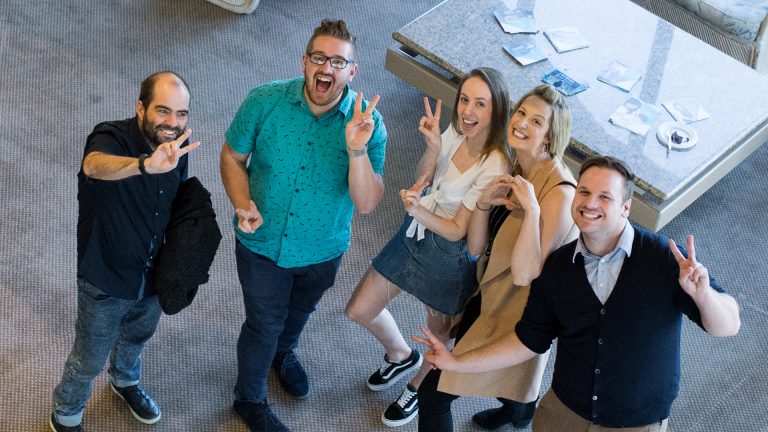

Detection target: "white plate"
[656, 121, 698, 151]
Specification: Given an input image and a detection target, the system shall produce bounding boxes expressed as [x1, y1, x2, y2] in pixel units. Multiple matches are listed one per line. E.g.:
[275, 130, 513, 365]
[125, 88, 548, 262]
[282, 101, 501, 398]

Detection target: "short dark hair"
[451, 67, 511, 164]
[138, 71, 190, 107]
[579, 155, 635, 201]
[305, 19, 357, 57]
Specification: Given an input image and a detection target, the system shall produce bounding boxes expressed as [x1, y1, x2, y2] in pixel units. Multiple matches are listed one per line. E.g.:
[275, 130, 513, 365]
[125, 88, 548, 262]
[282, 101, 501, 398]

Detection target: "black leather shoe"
[233, 400, 292, 432]
[272, 350, 310, 398]
[49, 413, 85, 432]
[110, 383, 162, 424]
[472, 399, 536, 430]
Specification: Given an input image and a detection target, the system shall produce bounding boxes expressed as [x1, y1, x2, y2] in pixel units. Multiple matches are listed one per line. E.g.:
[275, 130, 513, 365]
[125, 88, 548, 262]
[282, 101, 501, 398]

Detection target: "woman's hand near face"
[418, 97, 442, 150]
[507, 176, 539, 214]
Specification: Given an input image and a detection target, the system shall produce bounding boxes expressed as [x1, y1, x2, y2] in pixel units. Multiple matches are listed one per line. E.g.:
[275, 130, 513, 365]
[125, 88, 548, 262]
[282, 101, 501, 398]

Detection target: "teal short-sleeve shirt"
[225, 77, 387, 267]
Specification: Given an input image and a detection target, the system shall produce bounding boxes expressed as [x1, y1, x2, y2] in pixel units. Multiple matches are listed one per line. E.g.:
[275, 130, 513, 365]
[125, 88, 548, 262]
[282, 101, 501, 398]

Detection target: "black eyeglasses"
[307, 52, 354, 69]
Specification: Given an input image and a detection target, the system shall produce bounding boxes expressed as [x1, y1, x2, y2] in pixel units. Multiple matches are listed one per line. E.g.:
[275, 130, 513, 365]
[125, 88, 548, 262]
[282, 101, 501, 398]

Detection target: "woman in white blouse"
[346, 67, 511, 427]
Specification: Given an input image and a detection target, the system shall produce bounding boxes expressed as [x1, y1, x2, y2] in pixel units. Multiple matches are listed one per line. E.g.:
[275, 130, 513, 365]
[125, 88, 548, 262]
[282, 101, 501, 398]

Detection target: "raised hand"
[235, 200, 263, 233]
[400, 173, 429, 212]
[507, 176, 538, 213]
[476, 174, 517, 210]
[670, 235, 710, 298]
[345, 92, 380, 152]
[145, 129, 201, 174]
[418, 97, 442, 150]
[411, 325, 458, 371]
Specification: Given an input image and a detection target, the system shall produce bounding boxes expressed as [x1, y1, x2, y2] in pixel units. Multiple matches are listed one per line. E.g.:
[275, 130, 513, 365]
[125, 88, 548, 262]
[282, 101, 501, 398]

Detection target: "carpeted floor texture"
[1, 1, 766, 431]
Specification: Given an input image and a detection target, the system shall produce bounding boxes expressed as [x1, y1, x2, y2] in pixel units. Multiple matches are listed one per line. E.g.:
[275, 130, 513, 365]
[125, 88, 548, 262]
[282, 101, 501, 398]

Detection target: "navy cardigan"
[516, 226, 725, 427]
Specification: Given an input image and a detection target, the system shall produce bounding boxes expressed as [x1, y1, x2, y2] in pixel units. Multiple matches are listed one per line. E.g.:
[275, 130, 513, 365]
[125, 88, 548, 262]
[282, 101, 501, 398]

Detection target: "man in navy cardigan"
[415, 155, 740, 431]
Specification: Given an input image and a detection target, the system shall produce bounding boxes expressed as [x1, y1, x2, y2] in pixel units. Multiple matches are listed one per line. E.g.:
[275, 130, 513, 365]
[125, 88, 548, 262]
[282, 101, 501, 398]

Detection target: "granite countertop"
[393, 0, 768, 201]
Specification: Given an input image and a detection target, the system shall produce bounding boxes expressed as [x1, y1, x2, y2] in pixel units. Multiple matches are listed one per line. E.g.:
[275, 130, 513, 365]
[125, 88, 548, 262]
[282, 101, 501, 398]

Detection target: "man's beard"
[305, 72, 345, 107]
[141, 117, 183, 149]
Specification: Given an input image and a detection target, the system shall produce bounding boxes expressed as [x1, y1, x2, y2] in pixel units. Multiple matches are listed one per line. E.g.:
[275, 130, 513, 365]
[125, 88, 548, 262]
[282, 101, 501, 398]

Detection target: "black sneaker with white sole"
[381, 384, 419, 427]
[367, 350, 422, 391]
[110, 383, 161, 424]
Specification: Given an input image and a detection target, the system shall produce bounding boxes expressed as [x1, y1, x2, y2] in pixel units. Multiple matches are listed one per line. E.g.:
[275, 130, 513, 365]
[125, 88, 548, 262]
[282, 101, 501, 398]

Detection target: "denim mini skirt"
[371, 214, 477, 315]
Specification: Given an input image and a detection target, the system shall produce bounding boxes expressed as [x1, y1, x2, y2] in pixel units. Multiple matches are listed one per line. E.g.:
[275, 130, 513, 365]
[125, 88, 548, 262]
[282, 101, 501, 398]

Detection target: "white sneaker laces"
[396, 387, 417, 408]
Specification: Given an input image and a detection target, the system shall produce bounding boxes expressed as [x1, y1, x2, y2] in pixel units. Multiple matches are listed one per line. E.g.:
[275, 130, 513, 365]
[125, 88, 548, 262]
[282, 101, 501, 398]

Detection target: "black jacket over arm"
[154, 176, 222, 315]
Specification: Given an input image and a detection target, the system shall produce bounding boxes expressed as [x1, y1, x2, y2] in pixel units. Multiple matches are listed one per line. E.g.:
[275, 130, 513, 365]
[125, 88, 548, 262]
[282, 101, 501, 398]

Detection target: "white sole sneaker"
[367, 354, 424, 391]
[381, 407, 419, 427]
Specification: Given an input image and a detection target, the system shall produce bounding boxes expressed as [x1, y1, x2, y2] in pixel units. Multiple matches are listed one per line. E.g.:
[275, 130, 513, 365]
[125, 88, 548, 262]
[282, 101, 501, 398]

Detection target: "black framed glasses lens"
[308, 53, 350, 69]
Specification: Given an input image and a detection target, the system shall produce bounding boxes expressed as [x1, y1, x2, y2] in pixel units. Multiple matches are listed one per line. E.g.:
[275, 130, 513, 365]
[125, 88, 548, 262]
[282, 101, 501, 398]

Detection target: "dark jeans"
[234, 240, 342, 403]
[418, 293, 537, 431]
[418, 369, 459, 431]
[418, 293, 482, 431]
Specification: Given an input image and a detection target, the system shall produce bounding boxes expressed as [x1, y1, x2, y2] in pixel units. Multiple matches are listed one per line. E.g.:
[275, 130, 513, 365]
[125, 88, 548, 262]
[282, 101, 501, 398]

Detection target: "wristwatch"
[346, 145, 368, 158]
[138, 153, 149, 175]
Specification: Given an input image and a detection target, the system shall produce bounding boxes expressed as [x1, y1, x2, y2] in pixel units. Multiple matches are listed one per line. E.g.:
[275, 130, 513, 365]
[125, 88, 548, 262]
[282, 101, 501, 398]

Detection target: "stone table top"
[393, 0, 768, 203]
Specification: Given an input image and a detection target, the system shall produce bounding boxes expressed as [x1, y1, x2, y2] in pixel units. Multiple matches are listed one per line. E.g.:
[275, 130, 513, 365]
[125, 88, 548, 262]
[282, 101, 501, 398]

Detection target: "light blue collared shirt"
[572, 222, 635, 304]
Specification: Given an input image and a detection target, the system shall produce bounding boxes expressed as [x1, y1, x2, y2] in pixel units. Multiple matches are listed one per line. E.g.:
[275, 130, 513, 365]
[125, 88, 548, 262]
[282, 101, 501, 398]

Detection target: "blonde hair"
[511, 84, 571, 159]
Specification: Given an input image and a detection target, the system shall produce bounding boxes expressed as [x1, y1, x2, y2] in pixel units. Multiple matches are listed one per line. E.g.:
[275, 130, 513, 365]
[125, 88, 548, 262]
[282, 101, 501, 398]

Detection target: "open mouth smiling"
[578, 208, 602, 220]
[511, 128, 528, 140]
[315, 74, 333, 93]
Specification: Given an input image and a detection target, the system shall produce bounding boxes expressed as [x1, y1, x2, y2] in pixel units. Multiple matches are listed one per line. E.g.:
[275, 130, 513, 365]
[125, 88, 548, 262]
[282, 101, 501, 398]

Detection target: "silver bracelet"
[347, 145, 368, 158]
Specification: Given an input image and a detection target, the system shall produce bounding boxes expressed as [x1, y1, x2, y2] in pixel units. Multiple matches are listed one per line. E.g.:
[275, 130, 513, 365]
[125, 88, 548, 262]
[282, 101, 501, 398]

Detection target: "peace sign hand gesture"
[400, 173, 430, 212]
[670, 235, 711, 298]
[345, 92, 380, 153]
[418, 97, 442, 150]
[235, 200, 264, 234]
[145, 129, 201, 174]
[411, 325, 458, 371]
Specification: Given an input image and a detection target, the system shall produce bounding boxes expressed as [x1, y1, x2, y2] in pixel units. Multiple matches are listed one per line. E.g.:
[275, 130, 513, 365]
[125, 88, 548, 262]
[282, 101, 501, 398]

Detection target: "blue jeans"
[52, 278, 162, 426]
[234, 240, 342, 403]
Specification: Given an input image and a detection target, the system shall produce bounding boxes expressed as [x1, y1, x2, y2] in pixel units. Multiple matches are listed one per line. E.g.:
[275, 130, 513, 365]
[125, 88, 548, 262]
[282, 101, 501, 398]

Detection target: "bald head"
[139, 71, 190, 108]
[135, 71, 191, 148]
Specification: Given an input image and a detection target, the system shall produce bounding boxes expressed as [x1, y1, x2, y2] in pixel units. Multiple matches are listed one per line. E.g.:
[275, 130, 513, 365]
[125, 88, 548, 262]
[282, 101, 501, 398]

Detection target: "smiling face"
[136, 75, 190, 149]
[506, 94, 553, 157]
[571, 166, 632, 250]
[456, 76, 493, 141]
[302, 35, 357, 115]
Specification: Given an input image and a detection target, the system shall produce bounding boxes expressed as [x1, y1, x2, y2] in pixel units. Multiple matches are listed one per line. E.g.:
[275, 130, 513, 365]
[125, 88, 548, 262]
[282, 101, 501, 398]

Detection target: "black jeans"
[417, 293, 482, 431]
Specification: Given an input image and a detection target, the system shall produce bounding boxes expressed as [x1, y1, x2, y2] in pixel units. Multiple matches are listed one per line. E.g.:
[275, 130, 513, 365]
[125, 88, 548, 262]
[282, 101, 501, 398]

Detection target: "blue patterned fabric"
[225, 77, 387, 268]
[672, 0, 768, 41]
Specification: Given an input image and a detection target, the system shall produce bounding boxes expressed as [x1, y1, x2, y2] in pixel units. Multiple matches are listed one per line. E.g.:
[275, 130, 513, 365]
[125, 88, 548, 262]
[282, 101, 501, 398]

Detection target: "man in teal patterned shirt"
[220, 19, 387, 432]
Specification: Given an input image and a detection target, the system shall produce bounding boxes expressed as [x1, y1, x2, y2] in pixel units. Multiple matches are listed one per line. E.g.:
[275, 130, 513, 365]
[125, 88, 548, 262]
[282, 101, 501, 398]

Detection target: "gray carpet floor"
[1, 1, 766, 431]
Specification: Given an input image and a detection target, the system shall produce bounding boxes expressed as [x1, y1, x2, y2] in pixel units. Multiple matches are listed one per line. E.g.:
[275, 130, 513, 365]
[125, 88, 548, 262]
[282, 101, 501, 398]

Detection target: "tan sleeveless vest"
[437, 157, 578, 401]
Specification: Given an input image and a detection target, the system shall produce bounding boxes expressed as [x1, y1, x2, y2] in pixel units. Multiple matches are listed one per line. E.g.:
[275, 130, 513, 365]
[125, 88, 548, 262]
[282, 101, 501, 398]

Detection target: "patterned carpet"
[0, 1, 766, 431]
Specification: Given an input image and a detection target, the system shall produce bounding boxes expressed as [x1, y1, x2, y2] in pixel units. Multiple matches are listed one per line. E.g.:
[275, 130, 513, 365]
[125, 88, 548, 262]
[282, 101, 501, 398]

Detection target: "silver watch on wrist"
[346, 145, 368, 158]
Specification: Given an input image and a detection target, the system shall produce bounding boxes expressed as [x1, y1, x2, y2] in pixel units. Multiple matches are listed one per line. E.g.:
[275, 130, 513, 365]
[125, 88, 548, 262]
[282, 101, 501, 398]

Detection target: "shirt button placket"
[593, 307, 607, 423]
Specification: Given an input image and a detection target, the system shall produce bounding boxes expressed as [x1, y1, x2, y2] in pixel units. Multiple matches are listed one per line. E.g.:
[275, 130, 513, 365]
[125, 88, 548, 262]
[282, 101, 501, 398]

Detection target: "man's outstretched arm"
[412, 325, 538, 373]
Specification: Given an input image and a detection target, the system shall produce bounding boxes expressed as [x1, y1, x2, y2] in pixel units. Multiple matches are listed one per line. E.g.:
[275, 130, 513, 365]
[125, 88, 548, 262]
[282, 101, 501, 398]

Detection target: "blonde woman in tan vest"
[416, 84, 578, 431]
